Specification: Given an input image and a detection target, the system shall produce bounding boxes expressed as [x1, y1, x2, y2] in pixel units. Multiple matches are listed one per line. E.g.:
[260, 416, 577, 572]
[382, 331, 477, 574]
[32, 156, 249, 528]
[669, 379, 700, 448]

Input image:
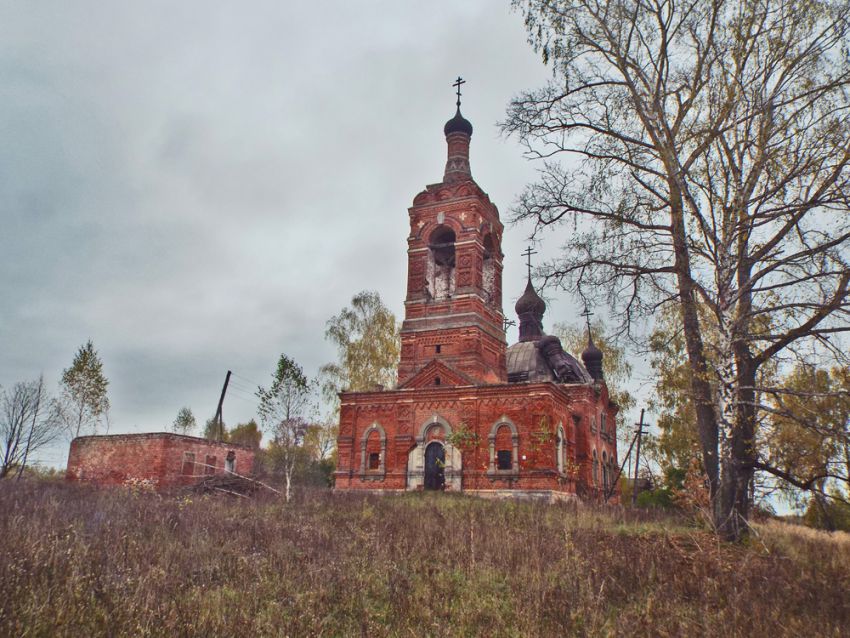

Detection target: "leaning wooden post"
[632, 408, 645, 507]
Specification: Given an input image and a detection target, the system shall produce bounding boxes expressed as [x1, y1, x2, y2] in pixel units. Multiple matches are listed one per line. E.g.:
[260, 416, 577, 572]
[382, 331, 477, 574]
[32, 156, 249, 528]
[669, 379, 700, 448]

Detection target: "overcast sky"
[0, 1, 653, 466]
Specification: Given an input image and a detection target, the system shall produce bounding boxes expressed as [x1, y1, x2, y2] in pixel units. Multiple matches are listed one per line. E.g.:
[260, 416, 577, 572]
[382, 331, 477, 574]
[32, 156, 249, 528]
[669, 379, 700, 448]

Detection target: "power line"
[225, 382, 255, 395]
[218, 379, 256, 396]
[223, 391, 257, 404]
[231, 371, 264, 387]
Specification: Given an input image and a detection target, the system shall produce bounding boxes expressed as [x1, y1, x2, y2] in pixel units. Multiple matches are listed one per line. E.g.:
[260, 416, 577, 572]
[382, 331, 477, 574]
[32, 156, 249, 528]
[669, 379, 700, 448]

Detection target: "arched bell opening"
[427, 225, 456, 300]
[482, 233, 496, 302]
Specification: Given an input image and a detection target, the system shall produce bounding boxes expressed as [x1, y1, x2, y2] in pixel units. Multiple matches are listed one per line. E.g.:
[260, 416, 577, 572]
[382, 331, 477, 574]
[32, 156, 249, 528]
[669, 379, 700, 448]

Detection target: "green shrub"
[804, 494, 850, 532]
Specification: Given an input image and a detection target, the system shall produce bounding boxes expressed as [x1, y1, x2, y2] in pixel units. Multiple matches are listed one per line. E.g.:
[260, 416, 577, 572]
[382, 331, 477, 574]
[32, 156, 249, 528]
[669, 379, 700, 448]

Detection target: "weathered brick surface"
[66, 433, 255, 489]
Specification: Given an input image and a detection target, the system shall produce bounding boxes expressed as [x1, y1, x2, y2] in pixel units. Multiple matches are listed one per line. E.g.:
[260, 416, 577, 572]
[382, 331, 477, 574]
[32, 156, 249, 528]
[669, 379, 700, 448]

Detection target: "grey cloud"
[1, 1, 577, 467]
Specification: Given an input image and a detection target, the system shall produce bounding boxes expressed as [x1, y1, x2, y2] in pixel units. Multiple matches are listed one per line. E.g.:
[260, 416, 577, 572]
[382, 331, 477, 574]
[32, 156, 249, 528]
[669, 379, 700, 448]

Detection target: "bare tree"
[505, 0, 850, 539]
[256, 354, 314, 502]
[1, 377, 62, 479]
[305, 418, 338, 463]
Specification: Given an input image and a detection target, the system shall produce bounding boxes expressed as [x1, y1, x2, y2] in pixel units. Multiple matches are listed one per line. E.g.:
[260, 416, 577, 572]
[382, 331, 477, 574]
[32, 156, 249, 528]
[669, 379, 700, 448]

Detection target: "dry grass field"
[1, 480, 848, 637]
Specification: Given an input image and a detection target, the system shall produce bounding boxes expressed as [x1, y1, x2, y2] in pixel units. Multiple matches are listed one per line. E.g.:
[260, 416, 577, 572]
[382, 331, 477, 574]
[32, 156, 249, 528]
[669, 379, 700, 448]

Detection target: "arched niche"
[406, 414, 462, 491]
[487, 416, 519, 476]
[556, 422, 566, 475]
[359, 422, 387, 480]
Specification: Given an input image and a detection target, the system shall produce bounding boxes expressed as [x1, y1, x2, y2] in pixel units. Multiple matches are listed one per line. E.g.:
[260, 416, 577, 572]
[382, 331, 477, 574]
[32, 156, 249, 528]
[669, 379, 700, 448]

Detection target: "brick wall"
[66, 433, 256, 489]
[335, 381, 619, 501]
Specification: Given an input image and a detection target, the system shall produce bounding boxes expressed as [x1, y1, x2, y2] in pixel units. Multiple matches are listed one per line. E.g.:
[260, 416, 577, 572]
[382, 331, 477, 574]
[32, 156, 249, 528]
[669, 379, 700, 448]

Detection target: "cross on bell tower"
[453, 76, 465, 107]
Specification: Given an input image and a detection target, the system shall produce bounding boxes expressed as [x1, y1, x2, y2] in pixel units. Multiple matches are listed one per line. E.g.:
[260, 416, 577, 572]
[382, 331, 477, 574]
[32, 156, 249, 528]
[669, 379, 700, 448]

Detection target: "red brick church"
[334, 85, 620, 502]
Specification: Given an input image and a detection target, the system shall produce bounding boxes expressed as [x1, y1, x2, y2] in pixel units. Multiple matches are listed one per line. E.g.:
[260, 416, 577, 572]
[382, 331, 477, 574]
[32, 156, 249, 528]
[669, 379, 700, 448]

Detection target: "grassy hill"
[1, 481, 848, 637]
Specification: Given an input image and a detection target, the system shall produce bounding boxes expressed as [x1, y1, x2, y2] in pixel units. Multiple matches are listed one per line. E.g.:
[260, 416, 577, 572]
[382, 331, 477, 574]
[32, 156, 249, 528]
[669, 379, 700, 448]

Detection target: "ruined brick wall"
[66, 433, 255, 489]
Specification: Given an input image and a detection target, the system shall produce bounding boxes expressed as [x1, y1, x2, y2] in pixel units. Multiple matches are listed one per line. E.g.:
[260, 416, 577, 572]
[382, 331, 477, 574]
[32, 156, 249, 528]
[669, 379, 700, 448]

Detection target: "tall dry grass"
[0, 480, 848, 637]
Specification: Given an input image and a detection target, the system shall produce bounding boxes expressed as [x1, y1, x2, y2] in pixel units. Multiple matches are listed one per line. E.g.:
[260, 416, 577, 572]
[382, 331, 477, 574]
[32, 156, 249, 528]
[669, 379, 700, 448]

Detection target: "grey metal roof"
[506, 339, 593, 385]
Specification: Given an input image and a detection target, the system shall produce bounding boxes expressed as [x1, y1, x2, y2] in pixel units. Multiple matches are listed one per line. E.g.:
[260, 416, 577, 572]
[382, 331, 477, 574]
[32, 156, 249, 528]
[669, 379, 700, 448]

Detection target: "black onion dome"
[444, 107, 473, 136]
[582, 334, 604, 381]
[582, 335, 603, 363]
[515, 277, 546, 316]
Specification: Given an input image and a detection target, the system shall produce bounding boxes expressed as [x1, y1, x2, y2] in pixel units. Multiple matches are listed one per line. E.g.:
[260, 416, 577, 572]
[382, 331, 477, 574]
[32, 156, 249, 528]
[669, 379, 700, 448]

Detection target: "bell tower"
[398, 79, 507, 386]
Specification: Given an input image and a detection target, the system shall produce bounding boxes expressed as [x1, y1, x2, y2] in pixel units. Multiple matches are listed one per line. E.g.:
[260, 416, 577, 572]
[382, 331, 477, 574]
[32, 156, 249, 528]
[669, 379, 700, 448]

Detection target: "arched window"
[592, 449, 599, 487]
[366, 430, 382, 469]
[428, 226, 456, 300]
[602, 451, 609, 493]
[488, 417, 519, 475]
[360, 422, 387, 478]
[495, 425, 513, 470]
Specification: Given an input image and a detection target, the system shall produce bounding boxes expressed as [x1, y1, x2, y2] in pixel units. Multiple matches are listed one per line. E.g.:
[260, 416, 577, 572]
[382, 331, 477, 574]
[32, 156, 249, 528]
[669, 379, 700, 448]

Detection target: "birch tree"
[172, 407, 196, 435]
[320, 290, 400, 401]
[60, 340, 110, 438]
[256, 354, 313, 502]
[505, 0, 850, 539]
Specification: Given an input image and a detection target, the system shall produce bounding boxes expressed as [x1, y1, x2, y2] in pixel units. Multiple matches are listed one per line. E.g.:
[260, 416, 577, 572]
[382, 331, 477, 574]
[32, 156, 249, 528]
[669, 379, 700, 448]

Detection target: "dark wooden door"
[424, 442, 445, 490]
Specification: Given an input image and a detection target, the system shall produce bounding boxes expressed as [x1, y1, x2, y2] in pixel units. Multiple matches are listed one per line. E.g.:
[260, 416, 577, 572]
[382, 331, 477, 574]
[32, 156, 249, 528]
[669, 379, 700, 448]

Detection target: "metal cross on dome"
[522, 246, 537, 280]
[580, 307, 595, 333]
[453, 76, 466, 108]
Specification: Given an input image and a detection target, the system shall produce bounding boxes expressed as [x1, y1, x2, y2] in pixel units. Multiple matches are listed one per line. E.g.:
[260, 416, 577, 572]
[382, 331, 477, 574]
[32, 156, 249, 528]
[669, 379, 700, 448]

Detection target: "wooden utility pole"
[213, 370, 232, 441]
[604, 423, 640, 503]
[632, 408, 646, 506]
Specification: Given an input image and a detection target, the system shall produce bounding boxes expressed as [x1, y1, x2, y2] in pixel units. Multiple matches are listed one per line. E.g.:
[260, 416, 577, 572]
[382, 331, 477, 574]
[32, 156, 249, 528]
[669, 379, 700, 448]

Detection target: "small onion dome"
[582, 334, 604, 381]
[515, 277, 546, 317]
[582, 336, 603, 363]
[444, 107, 473, 136]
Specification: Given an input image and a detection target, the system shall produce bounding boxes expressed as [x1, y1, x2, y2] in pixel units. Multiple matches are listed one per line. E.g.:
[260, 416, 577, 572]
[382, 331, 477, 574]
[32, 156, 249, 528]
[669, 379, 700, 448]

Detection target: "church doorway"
[424, 442, 445, 490]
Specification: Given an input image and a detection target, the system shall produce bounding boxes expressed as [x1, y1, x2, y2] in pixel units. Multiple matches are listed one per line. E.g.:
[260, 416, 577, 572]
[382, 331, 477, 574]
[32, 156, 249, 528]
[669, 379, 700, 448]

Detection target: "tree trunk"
[285, 466, 292, 503]
[713, 254, 759, 541]
[668, 189, 720, 500]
